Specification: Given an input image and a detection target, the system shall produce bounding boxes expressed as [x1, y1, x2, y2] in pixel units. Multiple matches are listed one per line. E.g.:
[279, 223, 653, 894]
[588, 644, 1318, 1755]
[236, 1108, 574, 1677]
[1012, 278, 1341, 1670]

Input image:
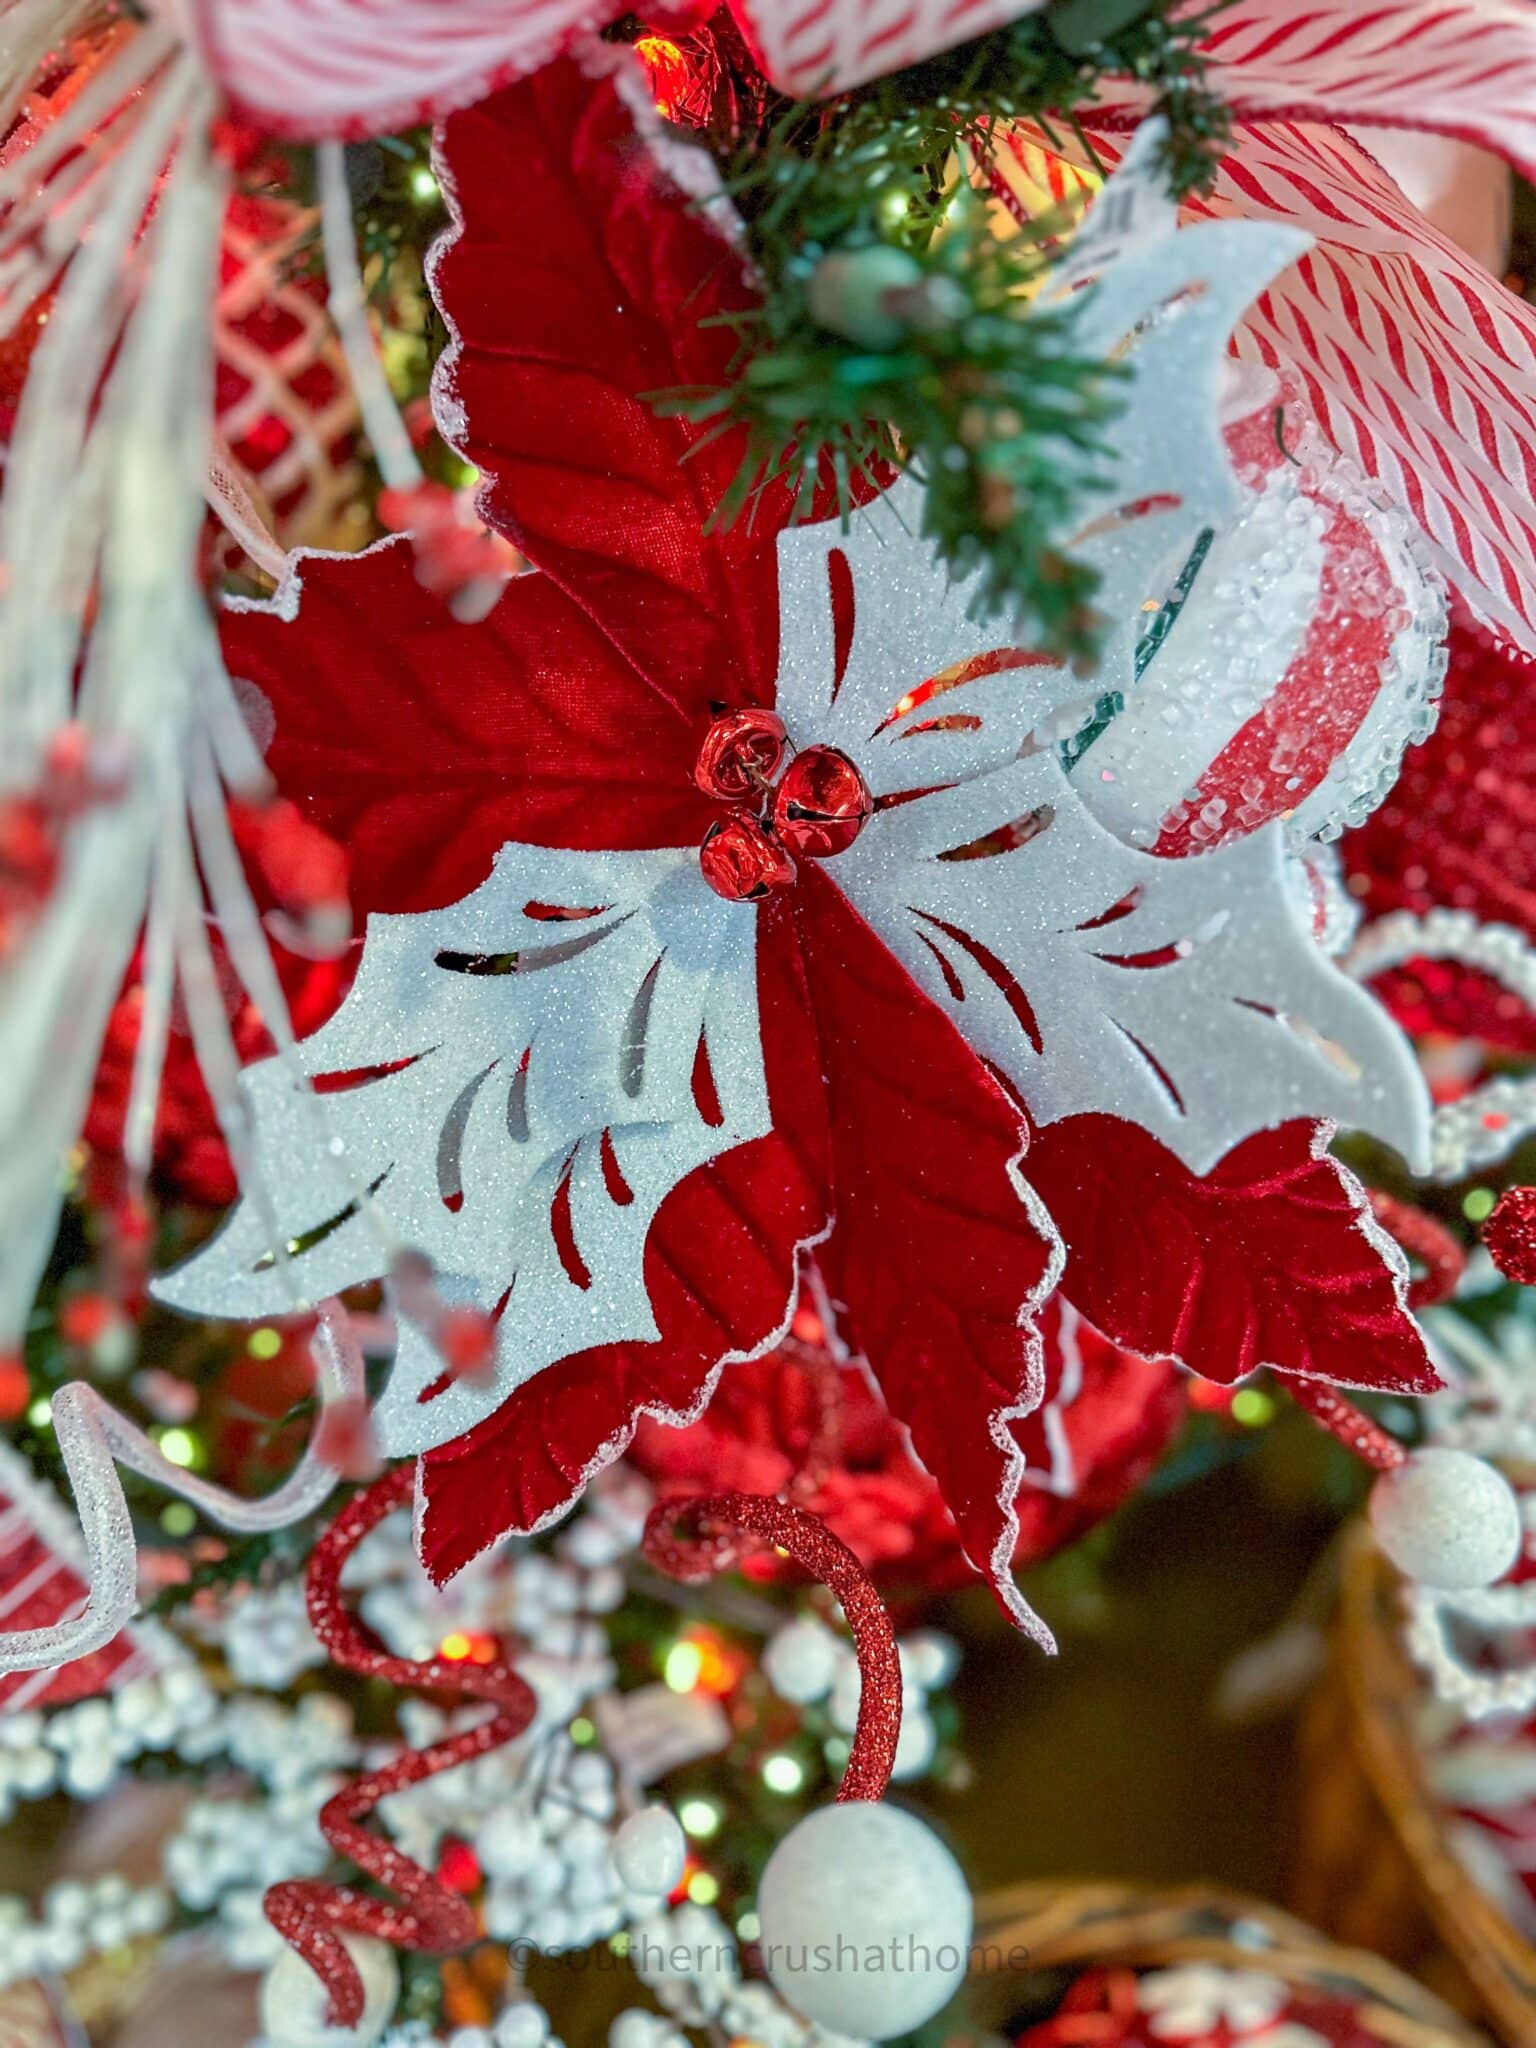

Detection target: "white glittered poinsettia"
[162, 60, 1444, 1633]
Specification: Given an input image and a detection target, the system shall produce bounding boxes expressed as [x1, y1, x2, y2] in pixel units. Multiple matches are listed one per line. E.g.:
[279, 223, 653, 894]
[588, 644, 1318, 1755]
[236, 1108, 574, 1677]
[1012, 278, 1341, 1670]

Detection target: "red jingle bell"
[693, 707, 789, 803]
[772, 745, 873, 860]
[699, 814, 796, 901]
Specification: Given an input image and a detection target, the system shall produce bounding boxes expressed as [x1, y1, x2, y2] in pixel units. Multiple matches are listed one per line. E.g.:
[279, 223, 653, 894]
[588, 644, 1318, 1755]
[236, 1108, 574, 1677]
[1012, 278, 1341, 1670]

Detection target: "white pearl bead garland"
[611, 1807, 686, 1899]
[756, 1803, 971, 2038]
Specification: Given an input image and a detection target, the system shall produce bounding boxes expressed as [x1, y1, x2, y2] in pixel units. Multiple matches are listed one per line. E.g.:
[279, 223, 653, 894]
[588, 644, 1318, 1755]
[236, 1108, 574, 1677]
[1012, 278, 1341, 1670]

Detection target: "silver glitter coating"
[156, 846, 768, 1459]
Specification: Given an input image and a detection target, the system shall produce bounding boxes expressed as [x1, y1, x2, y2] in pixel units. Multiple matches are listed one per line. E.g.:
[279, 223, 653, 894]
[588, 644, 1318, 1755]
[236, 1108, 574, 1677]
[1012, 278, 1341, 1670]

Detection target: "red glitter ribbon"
[643, 1490, 900, 1802]
[264, 1464, 537, 2027]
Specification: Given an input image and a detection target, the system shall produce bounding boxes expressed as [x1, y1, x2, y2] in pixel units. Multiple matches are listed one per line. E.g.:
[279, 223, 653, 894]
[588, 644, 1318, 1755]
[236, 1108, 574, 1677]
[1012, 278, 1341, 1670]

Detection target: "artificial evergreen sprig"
[657, 170, 1122, 658]
[634, 0, 1232, 657]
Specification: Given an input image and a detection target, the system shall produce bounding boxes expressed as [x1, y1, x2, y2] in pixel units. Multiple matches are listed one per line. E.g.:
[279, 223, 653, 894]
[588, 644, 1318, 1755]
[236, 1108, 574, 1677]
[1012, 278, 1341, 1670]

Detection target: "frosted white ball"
[757, 1802, 971, 2039]
[259, 1933, 398, 2047]
[892, 1708, 937, 1782]
[611, 1806, 686, 1898]
[494, 2009, 552, 2048]
[1370, 1448, 1523, 1590]
[609, 2014, 684, 2048]
[764, 1620, 841, 1704]
[477, 1807, 541, 1880]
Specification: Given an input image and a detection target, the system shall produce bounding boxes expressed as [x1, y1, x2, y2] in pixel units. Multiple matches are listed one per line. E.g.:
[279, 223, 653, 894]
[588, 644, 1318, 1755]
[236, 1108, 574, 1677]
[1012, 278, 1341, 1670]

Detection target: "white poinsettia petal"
[995, 114, 1536, 658]
[154, 844, 768, 1455]
[832, 747, 1429, 1173]
[770, 133, 1430, 1176]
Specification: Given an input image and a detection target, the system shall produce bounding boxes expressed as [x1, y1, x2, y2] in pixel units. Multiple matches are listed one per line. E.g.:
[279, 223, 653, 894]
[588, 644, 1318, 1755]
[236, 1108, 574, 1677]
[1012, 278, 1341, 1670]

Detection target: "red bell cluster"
[692, 706, 874, 902]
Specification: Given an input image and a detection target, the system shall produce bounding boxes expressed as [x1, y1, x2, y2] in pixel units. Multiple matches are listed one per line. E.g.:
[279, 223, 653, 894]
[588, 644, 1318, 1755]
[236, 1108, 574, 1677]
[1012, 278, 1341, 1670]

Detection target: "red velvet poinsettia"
[631, 1299, 1187, 1590]
[192, 55, 1439, 1640]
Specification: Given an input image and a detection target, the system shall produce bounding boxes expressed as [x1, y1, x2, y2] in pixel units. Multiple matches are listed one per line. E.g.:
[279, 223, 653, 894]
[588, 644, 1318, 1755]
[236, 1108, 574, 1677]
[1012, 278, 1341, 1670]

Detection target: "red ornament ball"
[1486, 1186, 1536, 1286]
[699, 814, 796, 901]
[772, 745, 873, 860]
[693, 707, 788, 803]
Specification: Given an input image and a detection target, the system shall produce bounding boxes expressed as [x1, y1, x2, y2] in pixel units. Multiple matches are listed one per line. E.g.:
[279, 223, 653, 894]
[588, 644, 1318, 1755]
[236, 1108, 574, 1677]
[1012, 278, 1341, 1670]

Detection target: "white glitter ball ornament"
[756, 1801, 971, 2038]
[611, 1806, 686, 1898]
[259, 1933, 399, 2047]
[1369, 1447, 1523, 1590]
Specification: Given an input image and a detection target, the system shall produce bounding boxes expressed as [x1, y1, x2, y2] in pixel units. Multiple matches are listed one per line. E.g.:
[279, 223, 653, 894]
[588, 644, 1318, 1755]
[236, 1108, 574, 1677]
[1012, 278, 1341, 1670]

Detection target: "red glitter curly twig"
[1284, 1379, 1407, 1473]
[264, 1464, 537, 2027]
[1368, 1189, 1466, 1307]
[643, 1491, 900, 1802]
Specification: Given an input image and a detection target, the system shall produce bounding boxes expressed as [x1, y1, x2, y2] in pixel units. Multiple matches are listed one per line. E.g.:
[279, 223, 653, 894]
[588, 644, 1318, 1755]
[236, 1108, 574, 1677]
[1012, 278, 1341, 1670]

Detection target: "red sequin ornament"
[698, 813, 796, 901]
[692, 707, 788, 803]
[1486, 1186, 1536, 1286]
[264, 1467, 537, 2027]
[642, 1491, 900, 1802]
[772, 745, 874, 860]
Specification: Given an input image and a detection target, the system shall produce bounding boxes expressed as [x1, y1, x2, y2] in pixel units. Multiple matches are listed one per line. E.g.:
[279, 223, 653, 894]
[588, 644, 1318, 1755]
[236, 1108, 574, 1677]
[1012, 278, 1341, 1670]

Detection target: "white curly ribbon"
[1349, 907, 1536, 1180]
[0, 1301, 365, 1676]
[317, 139, 423, 494]
[0, 12, 420, 1685]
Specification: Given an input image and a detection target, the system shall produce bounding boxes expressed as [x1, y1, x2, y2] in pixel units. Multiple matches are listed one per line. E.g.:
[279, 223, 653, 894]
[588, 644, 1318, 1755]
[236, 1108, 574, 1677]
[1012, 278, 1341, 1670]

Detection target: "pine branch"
[635, 0, 1231, 657]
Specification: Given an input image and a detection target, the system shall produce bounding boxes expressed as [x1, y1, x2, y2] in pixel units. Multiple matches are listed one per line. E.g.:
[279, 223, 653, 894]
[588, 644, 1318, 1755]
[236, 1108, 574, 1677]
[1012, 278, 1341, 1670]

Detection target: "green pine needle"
[639, 0, 1231, 660]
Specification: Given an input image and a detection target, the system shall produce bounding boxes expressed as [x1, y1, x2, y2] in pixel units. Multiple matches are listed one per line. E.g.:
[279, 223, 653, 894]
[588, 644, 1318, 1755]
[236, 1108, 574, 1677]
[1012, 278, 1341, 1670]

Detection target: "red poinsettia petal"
[432, 52, 783, 725]
[416, 909, 833, 1582]
[1202, 1, 1536, 183]
[998, 118, 1536, 656]
[220, 539, 711, 916]
[1027, 1113, 1440, 1396]
[629, 1297, 1184, 1589]
[784, 868, 1065, 1645]
[169, 0, 625, 143]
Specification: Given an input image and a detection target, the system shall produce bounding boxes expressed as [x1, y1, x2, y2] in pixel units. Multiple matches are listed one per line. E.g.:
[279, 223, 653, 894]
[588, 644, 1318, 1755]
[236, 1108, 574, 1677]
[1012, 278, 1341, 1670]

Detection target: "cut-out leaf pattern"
[156, 844, 769, 1457]
[774, 472, 1431, 1174]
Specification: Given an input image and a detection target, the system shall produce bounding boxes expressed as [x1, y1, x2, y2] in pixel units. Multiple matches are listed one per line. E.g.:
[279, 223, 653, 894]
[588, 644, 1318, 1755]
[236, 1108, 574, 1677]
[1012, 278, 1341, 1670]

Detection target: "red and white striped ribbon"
[156, 0, 621, 140]
[997, 115, 1536, 659]
[1203, 0, 1536, 184]
[730, 0, 1046, 97]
